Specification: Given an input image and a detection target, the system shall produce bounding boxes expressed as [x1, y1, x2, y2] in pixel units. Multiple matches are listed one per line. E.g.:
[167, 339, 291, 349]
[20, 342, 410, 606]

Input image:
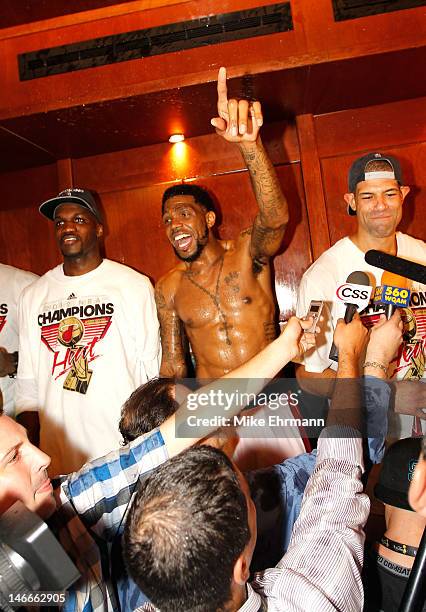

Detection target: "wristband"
[363, 360, 387, 374]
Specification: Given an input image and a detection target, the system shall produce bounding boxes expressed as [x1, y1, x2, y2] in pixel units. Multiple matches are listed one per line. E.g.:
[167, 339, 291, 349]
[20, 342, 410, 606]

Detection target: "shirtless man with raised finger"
[156, 67, 289, 380]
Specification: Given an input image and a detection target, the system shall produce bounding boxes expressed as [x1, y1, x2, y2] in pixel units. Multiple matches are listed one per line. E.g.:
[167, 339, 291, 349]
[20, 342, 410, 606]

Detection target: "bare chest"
[174, 256, 270, 329]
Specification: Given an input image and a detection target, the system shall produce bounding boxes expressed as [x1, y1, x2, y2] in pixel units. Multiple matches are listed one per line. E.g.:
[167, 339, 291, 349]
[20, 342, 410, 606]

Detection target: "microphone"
[365, 250, 426, 285]
[373, 271, 411, 319]
[329, 271, 372, 362]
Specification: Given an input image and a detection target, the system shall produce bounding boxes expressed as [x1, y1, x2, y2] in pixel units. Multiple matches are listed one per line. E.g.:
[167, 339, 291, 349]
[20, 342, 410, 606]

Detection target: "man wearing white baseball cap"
[15, 188, 160, 474]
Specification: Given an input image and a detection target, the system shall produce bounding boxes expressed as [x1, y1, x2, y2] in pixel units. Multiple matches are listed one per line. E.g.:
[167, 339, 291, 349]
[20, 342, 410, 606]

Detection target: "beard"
[173, 228, 209, 262]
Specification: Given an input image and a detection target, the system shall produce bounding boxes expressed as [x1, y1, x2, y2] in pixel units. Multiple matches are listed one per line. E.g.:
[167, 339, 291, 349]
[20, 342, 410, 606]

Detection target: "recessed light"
[169, 133, 185, 143]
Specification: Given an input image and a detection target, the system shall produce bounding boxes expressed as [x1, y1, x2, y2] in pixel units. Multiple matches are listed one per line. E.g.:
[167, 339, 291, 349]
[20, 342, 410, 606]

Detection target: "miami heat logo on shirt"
[0, 303, 7, 334]
[398, 307, 426, 380]
[361, 290, 426, 381]
[41, 314, 112, 394]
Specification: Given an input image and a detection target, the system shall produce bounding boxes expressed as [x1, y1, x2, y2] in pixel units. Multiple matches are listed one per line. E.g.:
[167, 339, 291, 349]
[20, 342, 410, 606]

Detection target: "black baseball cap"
[347, 152, 404, 215]
[374, 437, 422, 511]
[39, 188, 103, 223]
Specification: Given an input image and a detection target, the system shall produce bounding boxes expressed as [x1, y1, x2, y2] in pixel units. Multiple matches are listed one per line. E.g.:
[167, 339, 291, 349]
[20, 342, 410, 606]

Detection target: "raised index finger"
[217, 66, 228, 113]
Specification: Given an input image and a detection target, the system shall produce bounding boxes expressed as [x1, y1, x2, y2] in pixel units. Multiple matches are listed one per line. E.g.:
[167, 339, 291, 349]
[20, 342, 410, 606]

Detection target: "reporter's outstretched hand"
[366, 310, 403, 368]
[332, 313, 368, 361]
[393, 380, 426, 420]
[281, 315, 317, 361]
[211, 67, 262, 142]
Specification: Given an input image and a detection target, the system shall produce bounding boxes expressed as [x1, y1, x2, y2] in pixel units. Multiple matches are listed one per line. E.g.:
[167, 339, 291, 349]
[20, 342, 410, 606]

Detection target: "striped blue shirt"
[49, 429, 168, 612]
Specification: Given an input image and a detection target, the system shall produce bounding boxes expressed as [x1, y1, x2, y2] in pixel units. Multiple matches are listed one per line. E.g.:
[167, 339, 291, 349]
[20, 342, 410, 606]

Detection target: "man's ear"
[232, 552, 250, 586]
[96, 224, 104, 239]
[344, 193, 356, 214]
[409, 454, 426, 518]
[400, 186, 410, 202]
[206, 211, 216, 228]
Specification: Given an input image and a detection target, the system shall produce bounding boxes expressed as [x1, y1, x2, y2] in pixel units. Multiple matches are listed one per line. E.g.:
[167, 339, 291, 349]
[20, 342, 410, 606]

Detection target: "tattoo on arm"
[154, 286, 167, 310]
[239, 140, 289, 261]
[251, 221, 287, 273]
[155, 285, 187, 377]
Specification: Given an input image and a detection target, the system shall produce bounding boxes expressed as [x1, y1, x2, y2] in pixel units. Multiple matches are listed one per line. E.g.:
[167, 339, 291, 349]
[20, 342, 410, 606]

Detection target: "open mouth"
[61, 235, 79, 245]
[172, 232, 193, 251]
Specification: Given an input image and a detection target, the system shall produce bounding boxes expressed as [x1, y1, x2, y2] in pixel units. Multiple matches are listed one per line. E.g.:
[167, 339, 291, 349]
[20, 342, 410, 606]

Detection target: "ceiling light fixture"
[169, 133, 185, 143]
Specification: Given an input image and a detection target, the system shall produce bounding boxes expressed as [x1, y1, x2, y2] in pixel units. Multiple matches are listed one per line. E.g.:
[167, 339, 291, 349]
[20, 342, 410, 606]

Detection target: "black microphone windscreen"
[365, 250, 426, 285]
[346, 270, 370, 286]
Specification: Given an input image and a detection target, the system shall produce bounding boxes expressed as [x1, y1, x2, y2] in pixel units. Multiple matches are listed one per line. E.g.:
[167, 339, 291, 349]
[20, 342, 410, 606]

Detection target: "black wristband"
[380, 536, 418, 557]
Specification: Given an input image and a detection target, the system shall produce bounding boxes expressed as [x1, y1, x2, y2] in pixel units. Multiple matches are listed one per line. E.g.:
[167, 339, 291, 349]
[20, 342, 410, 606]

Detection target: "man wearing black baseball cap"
[295, 151, 426, 437]
[15, 188, 161, 475]
[363, 437, 426, 611]
[345, 152, 405, 216]
[39, 187, 104, 223]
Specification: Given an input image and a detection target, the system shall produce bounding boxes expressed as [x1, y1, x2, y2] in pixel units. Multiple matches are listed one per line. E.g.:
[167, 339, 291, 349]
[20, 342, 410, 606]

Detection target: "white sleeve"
[15, 288, 39, 415]
[135, 277, 161, 382]
[295, 269, 337, 373]
[13, 270, 38, 304]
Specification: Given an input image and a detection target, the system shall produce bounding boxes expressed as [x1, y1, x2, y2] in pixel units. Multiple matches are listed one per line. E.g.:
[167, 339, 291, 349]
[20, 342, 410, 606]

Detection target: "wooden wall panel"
[316, 96, 426, 158]
[71, 122, 300, 193]
[296, 113, 330, 259]
[100, 182, 173, 284]
[0, 163, 60, 274]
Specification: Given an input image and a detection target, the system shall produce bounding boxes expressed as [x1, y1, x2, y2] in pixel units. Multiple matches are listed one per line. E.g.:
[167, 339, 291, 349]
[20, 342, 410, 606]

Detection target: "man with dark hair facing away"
[124, 311, 404, 612]
[119, 377, 179, 444]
